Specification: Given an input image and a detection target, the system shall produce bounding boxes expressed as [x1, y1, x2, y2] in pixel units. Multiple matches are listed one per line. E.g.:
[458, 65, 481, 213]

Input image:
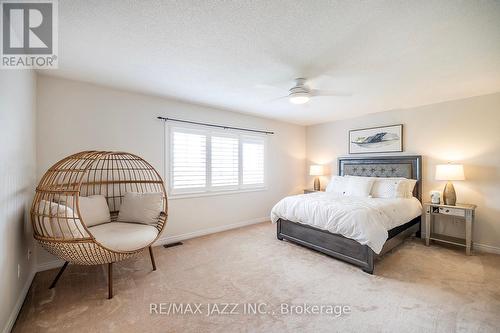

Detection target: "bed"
[273, 155, 422, 274]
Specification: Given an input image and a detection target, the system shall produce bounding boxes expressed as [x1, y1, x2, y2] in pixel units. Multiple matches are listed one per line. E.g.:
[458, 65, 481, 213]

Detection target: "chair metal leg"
[108, 263, 113, 299]
[149, 246, 157, 271]
[49, 261, 69, 289]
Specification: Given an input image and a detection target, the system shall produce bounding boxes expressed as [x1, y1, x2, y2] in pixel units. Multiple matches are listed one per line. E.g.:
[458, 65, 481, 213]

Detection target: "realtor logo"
[1, 0, 58, 69]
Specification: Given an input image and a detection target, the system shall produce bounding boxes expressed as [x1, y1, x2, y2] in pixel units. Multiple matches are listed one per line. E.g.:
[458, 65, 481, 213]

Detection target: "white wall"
[35, 74, 500, 266]
[306, 93, 500, 251]
[0, 71, 37, 333]
[36, 75, 306, 267]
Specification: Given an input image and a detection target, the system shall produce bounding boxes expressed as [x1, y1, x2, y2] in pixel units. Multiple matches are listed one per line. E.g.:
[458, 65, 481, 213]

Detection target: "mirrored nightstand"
[424, 202, 476, 255]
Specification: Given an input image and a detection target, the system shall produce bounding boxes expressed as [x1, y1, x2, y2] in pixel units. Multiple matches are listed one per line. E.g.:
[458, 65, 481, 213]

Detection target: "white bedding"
[270, 192, 422, 254]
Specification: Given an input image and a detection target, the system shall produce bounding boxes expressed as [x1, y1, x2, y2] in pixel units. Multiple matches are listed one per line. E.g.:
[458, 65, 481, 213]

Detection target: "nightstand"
[424, 203, 476, 255]
[303, 189, 323, 194]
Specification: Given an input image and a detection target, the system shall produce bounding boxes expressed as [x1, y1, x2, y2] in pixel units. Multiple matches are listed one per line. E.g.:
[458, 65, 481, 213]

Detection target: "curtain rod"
[157, 116, 274, 135]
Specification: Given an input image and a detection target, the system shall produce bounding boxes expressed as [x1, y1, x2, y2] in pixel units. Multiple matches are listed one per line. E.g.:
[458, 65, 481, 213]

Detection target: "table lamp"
[435, 163, 465, 205]
[309, 165, 324, 191]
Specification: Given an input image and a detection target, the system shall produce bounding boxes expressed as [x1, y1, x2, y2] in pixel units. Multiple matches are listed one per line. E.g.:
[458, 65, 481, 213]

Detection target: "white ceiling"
[42, 0, 500, 125]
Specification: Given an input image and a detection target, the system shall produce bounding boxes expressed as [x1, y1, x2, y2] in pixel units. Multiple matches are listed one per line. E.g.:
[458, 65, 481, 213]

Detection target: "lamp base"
[443, 181, 457, 206]
[313, 177, 320, 191]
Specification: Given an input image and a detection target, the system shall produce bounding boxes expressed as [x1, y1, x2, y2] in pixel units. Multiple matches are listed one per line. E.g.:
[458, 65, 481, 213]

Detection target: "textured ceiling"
[41, 0, 500, 125]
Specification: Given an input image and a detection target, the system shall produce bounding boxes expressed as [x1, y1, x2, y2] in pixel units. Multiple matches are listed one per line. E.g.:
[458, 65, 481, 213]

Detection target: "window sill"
[168, 187, 267, 200]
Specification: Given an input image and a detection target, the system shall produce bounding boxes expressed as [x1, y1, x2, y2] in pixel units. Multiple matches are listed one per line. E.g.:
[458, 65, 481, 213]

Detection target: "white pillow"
[325, 176, 348, 195]
[346, 176, 416, 199]
[396, 179, 417, 198]
[117, 192, 163, 225]
[36, 200, 88, 238]
[78, 195, 111, 227]
[326, 175, 416, 198]
[54, 194, 75, 208]
[371, 178, 401, 198]
[344, 176, 375, 197]
[406, 179, 417, 197]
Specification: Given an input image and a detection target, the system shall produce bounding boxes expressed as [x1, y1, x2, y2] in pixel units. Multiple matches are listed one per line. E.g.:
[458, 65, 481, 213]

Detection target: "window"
[169, 126, 266, 196]
[211, 135, 239, 187]
[171, 130, 206, 189]
[242, 138, 265, 185]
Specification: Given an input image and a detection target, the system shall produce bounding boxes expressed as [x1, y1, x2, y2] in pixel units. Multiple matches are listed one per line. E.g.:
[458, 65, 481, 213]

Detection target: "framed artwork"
[349, 124, 403, 154]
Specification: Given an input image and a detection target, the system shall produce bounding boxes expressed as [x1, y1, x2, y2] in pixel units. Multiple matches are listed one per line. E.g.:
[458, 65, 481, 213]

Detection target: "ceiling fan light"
[289, 93, 310, 104]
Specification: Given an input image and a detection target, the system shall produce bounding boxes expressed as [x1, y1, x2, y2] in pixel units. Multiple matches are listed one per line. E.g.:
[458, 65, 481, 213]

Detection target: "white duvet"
[270, 192, 422, 254]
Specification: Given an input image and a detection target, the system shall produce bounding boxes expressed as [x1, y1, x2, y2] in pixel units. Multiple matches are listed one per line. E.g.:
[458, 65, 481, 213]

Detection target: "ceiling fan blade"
[255, 83, 282, 90]
[265, 95, 289, 103]
[310, 89, 351, 97]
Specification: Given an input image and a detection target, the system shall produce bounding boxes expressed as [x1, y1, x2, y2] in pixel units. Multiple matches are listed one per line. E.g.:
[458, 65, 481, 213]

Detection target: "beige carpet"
[13, 222, 500, 332]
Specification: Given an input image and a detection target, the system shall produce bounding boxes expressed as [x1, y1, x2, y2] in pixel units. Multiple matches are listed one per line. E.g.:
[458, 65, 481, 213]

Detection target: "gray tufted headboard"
[338, 155, 422, 202]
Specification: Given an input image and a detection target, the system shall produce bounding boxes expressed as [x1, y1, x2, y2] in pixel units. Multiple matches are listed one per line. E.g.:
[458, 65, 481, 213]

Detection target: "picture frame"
[348, 124, 403, 154]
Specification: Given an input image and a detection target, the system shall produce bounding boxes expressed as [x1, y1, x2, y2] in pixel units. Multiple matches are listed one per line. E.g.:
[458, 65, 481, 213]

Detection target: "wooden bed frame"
[277, 155, 422, 274]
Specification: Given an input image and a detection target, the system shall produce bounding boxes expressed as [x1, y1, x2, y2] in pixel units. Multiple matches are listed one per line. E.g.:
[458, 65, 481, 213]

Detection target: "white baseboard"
[473, 243, 500, 255]
[154, 217, 269, 246]
[36, 217, 269, 272]
[3, 270, 35, 333]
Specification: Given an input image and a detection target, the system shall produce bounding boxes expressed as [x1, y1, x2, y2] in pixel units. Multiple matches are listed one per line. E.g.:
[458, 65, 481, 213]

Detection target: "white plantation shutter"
[211, 136, 239, 187]
[242, 138, 265, 185]
[169, 125, 266, 195]
[171, 129, 207, 190]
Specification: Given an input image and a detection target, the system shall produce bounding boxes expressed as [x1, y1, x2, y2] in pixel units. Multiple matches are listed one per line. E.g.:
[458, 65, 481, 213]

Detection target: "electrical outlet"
[18, 264, 21, 279]
[27, 249, 32, 261]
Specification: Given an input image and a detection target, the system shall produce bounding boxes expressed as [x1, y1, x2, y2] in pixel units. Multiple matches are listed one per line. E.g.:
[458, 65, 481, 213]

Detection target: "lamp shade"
[435, 164, 465, 181]
[309, 165, 324, 176]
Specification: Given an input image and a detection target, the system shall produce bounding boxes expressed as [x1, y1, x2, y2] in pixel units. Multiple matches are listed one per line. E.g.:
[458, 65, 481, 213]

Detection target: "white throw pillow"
[344, 176, 375, 197]
[391, 179, 417, 198]
[397, 179, 417, 198]
[54, 194, 77, 208]
[346, 176, 416, 199]
[325, 176, 348, 195]
[117, 192, 163, 225]
[36, 200, 88, 238]
[406, 179, 417, 197]
[371, 178, 401, 198]
[326, 175, 416, 198]
[78, 195, 111, 227]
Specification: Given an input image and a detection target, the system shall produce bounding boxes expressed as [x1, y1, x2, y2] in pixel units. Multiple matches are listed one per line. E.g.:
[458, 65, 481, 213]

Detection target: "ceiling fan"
[265, 78, 349, 105]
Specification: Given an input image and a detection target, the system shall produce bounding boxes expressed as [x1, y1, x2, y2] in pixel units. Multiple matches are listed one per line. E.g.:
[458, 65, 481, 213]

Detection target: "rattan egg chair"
[31, 151, 168, 299]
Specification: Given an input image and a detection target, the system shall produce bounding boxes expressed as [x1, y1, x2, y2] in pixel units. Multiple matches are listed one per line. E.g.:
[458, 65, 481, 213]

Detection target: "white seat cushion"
[89, 222, 158, 251]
